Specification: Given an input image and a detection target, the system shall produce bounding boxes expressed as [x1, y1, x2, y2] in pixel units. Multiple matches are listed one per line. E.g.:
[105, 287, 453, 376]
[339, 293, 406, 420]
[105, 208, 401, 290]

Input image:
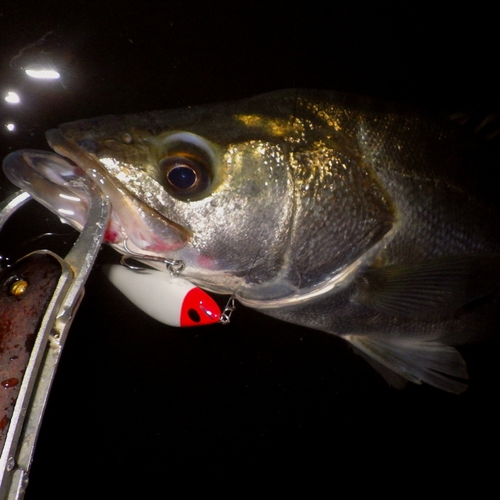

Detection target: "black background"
[1, 2, 499, 496]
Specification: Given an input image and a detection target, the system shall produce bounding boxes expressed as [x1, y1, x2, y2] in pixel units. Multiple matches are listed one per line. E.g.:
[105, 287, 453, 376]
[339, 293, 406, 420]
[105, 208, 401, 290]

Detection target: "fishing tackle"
[0, 188, 109, 499]
[104, 265, 222, 327]
[121, 238, 185, 275]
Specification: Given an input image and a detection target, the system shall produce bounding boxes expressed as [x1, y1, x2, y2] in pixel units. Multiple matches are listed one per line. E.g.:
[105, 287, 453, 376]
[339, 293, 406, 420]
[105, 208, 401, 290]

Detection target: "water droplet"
[1, 378, 19, 388]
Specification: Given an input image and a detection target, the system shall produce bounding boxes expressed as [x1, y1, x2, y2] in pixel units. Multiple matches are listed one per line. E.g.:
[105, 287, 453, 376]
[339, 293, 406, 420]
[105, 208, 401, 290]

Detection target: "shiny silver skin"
[4, 89, 500, 393]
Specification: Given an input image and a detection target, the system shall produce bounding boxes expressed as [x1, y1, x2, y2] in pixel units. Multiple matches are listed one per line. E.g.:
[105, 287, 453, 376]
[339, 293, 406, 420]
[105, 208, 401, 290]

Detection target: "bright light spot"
[25, 68, 60, 80]
[5, 92, 20, 104]
[58, 208, 74, 216]
[59, 193, 81, 202]
[5, 123, 15, 131]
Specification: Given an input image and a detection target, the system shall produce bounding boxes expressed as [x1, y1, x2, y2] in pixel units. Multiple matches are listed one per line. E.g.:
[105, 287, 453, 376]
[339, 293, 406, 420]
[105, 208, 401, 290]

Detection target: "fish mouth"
[2, 129, 191, 255]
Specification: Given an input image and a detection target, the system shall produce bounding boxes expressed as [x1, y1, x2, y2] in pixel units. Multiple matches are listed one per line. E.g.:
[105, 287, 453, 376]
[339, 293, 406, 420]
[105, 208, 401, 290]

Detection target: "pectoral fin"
[355, 254, 500, 319]
[345, 334, 469, 394]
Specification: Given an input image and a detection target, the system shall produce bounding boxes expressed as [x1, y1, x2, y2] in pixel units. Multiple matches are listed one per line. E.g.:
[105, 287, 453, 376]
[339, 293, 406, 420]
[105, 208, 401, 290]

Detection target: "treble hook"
[120, 238, 185, 275]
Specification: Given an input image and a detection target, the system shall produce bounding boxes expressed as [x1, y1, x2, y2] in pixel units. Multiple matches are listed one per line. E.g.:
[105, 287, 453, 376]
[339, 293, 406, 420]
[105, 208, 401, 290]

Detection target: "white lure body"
[104, 265, 221, 327]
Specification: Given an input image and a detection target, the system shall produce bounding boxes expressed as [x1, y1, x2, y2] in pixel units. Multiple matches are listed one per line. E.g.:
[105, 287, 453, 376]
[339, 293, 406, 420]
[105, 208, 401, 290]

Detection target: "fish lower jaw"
[101, 200, 189, 253]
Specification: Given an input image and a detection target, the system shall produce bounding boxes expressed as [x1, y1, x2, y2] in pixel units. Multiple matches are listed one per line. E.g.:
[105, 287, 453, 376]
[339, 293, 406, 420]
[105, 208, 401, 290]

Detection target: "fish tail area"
[344, 335, 469, 394]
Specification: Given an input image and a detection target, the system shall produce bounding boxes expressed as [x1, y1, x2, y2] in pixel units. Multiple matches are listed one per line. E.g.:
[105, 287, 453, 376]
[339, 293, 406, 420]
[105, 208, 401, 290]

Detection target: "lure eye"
[159, 155, 211, 200]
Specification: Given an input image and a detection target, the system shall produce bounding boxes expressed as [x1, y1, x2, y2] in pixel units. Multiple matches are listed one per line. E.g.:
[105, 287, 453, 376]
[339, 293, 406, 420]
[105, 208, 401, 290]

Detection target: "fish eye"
[157, 132, 218, 200]
[159, 155, 211, 200]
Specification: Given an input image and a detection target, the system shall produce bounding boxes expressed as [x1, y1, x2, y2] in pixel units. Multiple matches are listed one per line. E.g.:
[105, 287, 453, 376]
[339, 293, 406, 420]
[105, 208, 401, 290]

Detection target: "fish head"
[3, 94, 300, 296]
[4, 90, 396, 300]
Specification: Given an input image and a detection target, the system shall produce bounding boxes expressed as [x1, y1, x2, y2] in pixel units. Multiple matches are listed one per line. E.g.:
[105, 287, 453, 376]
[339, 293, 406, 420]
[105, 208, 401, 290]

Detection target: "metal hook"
[119, 254, 145, 271]
[121, 238, 185, 276]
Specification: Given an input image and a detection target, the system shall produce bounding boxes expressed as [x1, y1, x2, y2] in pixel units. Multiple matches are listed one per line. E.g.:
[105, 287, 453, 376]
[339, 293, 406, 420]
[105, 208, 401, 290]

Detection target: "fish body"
[4, 89, 500, 393]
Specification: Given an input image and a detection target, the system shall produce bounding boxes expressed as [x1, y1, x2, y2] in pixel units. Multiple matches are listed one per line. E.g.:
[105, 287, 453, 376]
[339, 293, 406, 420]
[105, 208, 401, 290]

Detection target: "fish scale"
[4, 89, 500, 393]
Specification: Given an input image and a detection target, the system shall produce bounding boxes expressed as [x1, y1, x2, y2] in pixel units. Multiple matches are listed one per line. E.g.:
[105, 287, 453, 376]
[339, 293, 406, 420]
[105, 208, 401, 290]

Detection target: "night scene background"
[0, 2, 498, 497]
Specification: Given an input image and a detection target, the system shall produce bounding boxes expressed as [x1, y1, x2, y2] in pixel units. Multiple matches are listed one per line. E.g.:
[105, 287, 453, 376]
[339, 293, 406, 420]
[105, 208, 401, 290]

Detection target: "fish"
[3, 89, 500, 394]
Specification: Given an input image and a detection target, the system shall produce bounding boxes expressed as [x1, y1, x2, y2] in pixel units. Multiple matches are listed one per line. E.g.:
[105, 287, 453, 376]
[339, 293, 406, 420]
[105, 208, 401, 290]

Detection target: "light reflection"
[58, 208, 75, 216]
[59, 193, 81, 202]
[25, 68, 60, 79]
[5, 91, 20, 104]
[5, 123, 15, 132]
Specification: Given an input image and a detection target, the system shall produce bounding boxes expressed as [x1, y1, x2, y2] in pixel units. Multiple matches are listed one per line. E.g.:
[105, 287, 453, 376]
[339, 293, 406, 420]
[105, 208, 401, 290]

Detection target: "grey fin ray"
[344, 334, 469, 394]
[355, 254, 500, 319]
[350, 348, 409, 390]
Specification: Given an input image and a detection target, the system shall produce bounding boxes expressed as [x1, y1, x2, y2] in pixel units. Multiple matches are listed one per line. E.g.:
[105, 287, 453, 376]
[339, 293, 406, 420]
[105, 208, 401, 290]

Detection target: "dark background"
[1, 1, 499, 496]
